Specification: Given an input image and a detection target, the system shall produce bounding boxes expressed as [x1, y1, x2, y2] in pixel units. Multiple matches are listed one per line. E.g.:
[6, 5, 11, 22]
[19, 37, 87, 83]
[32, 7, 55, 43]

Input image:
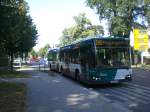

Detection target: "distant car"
[14, 58, 20, 63]
[39, 57, 48, 65]
[30, 57, 39, 63]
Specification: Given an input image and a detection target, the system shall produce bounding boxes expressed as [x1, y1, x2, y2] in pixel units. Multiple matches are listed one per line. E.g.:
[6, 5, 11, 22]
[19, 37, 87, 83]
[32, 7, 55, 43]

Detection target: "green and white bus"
[47, 48, 59, 71]
[59, 36, 132, 84]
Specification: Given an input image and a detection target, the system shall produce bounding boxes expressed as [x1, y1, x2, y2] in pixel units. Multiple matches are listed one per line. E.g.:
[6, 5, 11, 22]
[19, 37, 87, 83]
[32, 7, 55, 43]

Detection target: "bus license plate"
[110, 80, 118, 83]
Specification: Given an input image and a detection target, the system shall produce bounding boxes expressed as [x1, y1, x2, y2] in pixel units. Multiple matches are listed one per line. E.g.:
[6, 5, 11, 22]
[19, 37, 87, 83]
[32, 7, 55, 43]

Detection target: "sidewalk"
[132, 65, 150, 71]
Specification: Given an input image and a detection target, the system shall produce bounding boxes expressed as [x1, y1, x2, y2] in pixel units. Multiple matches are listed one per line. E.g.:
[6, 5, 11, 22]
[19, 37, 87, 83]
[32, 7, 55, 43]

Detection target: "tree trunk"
[10, 52, 14, 72]
[25, 52, 28, 64]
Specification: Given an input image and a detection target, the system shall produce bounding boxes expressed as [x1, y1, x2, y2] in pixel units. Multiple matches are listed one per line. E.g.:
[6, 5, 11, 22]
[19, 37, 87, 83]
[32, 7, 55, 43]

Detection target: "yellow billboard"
[133, 29, 149, 51]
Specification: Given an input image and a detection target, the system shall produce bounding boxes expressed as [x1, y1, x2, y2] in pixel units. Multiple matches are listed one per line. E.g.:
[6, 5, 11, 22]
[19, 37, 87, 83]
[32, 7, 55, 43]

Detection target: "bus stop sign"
[133, 29, 149, 51]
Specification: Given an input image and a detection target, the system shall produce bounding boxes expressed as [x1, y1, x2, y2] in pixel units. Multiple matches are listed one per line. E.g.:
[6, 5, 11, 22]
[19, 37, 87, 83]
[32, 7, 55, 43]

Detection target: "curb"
[132, 67, 150, 71]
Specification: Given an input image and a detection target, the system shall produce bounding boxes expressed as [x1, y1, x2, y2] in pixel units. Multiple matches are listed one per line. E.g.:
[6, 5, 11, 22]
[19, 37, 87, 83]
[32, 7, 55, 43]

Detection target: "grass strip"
[0, 82, 26, 112]
[0, 71, 30, 78]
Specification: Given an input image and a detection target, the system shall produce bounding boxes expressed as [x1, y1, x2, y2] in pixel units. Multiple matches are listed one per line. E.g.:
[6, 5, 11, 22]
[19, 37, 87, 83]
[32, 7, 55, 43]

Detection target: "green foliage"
[38, 44, 50, 57]
[0, 0, 38, 71]
[0, 1, 37, 54]
[29, 49, 38, 57]
[18, 16, 38, 53]
[59, 13, 104, 46]
[0, 56, 9, 67]
[86, 0, 150, 37]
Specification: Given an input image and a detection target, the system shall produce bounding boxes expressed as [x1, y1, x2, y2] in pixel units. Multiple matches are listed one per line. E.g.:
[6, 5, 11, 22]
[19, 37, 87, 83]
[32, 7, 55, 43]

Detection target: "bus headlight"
[126, 74, 131, 78]
[92, 77, 101, 80]
[125, 74, 132, 80]
[92, 77, 96, 80]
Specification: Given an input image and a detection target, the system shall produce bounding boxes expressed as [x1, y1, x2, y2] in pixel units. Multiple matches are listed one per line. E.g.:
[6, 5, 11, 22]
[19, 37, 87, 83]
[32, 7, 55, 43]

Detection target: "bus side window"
[64, 52, 69, 63]
[79, 44, 95, 67]
[70, 48, 80, 64]
[60, 51, 65, 62]
[80, 47, 87, 66]
[90, 46, 96, 67]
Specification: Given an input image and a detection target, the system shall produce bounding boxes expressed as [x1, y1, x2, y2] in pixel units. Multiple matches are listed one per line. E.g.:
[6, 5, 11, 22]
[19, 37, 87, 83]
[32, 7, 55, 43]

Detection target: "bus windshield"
[47, 51, 57, 61]
[96, 47, 130, 68]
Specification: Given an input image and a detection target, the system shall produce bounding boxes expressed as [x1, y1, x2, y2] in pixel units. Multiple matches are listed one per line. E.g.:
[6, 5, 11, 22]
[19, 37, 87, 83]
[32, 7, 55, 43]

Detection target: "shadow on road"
[48, 71, 129, 90]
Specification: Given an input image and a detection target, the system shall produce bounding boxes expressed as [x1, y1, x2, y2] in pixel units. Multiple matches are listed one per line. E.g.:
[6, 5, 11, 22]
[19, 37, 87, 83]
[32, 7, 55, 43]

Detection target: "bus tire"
[56, 64, 59, 72]
[75, 70, 80, 81]
[49, 64, 52, 71]
[60, 66, 63, 75]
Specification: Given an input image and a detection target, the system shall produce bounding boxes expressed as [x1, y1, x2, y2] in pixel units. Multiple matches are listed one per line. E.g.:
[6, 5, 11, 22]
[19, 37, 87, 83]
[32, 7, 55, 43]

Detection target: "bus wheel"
[60, 66, 63, 75]
[49, 64, 52, 71]
[75, 70, 80, 81]
[56, 65, 59, 72]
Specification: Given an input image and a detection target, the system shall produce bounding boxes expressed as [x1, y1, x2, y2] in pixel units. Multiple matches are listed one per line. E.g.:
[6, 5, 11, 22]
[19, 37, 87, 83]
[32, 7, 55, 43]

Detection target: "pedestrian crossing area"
[96, 82, 150, 108]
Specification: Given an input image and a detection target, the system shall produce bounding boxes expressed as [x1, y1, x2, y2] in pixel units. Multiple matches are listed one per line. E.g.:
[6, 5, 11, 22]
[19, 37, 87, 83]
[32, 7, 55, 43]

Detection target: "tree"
[38, 44, 50, 57]
[59, 13, 104, 46]
[0, 0, 38, 71]
[86, 0, 150, 37]
[18, 15, 38, 60]
[29, 49, 38, 58]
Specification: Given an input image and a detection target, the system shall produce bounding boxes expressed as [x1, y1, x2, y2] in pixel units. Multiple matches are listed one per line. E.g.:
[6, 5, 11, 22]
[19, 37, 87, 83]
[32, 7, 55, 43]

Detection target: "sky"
[26, 0, 106, 51]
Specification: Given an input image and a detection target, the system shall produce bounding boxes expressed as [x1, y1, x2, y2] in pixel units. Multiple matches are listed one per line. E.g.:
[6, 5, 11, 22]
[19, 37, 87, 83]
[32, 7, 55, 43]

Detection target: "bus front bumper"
[81, 75, 132, 85]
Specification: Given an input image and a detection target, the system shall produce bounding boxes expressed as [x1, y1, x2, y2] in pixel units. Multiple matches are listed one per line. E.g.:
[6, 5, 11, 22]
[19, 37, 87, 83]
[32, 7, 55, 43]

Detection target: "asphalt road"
[47, 68, 150, 112]
[90, 68, 150, 112]
[24, 70, 131, 112]
[7, 66, 150, 112]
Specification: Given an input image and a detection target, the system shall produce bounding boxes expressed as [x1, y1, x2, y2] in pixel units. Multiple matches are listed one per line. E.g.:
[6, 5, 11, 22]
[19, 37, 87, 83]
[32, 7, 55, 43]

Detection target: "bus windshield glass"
[47, 51, 57, 61]
[96, 47, 130, 68]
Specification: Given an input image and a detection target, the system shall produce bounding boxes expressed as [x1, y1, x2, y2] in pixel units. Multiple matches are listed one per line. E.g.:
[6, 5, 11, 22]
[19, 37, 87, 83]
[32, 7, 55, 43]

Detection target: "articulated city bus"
[47, 48, 59, 71]
[59, 36, 132, 84]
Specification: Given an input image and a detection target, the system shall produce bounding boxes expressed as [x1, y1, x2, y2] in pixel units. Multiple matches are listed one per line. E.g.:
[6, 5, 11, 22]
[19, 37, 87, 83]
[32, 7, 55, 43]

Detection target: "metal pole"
[39, 63, 40, 71]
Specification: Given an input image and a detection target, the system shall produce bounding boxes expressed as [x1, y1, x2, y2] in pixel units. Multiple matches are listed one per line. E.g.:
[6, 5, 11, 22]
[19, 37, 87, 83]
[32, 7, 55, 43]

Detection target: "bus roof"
[48, 48, 59, 52]
[73, 35, 129, 43]
[60, 35, 129, 50]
